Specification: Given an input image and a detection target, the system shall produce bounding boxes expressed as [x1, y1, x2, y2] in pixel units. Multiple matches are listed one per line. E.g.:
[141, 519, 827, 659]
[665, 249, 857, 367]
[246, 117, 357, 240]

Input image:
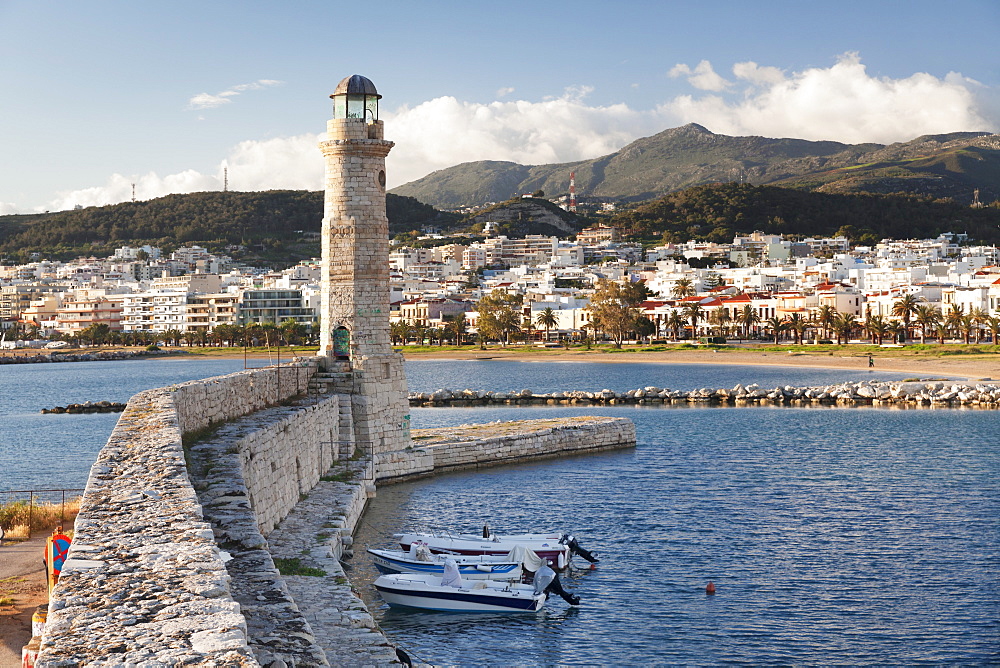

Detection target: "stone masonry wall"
[37, 362, 323, 668]
[375, 416, 636, 482]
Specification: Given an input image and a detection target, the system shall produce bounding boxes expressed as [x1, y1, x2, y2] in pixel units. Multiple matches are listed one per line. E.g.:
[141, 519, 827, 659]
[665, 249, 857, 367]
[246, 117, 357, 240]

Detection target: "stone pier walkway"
[265, 459, 400, 667]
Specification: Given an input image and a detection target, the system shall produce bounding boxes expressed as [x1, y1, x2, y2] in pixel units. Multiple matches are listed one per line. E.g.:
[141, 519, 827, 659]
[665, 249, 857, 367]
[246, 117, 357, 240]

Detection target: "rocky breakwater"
[410, 379, 1000, 409]
[0, 349, 177, 364]
[41, 401, 127, 414]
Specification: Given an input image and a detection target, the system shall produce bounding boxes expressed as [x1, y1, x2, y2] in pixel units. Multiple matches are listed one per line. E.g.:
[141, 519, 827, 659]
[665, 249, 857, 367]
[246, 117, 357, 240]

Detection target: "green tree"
[891, 293, 921, 342]
[737, 304, 760, 339]
[671, 278, 694, 299]
[535, 307, 559, 342]
[913, 304, 941, 345]
[477, 290, 523, 346]
[681, 302, 704, 339]
[586, 279, 646, 348]
[764, 316, 786, 345]
[832, 312, 857, 345]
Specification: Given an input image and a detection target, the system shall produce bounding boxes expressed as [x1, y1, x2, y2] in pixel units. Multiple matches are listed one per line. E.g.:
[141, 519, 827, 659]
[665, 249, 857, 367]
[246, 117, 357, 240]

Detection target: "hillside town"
[3, 225, 1000, 348]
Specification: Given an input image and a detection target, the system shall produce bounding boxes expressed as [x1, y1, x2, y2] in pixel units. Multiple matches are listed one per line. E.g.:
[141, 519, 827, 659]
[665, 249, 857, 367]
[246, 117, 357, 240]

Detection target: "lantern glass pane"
[347, 95, 364, 119]
[333, 95, 347, 119]
[365, 96, 378, 121]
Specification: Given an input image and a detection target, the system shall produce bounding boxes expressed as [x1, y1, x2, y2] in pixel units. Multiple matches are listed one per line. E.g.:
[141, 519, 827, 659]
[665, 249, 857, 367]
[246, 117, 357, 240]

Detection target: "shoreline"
[5, 344, 998, 381]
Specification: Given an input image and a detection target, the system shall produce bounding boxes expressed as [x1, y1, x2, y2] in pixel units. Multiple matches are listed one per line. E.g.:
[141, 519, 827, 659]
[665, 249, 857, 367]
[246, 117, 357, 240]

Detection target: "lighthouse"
[318, 75, 410, 454]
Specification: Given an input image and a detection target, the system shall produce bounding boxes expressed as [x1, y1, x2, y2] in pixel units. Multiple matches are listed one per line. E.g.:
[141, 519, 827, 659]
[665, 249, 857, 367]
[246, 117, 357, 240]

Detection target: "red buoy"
[705, 581, 716, 595]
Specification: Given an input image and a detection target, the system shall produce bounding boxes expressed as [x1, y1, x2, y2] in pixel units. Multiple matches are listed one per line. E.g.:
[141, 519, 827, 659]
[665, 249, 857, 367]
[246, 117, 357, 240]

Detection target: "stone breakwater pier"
[35, 361, 635, 667]
[411, 379, 1000, 409]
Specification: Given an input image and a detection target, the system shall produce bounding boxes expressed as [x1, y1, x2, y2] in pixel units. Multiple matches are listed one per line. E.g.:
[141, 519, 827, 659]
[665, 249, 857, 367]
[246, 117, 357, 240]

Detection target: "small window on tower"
[378, 170, 386, 189]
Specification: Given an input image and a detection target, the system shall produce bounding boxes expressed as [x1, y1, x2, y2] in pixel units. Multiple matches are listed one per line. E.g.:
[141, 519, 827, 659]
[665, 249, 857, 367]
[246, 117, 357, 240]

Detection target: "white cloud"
[496, 86, 515, 98]
[0, 201, 19, 215]
[187, 79, 283, 110]
[663, 52, 997, 144]
[732, 61, 785, 86]
[37, 55, 999, 212]
[669, 60, 731, 92]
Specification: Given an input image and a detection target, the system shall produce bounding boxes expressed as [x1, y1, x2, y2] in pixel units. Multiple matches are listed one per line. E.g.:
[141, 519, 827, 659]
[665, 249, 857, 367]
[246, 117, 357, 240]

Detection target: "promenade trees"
[891, 293, 921, 342]
[785, 313, 808, 345]
[913, 304, 941, 344]
[864, 315, 889, 345]
[737, 304, 760, 339]
[535, 307, 558, 342]
[832, 312, 858, 345]
[587, 279, 646, 348]
[667, 310, 686, 341]
[814, 304, 837, 340]
[764, 316, 786, 344]
[444, 313, 468, 345]
[681, 302, 704, 339]
[477, 289, 522, 345]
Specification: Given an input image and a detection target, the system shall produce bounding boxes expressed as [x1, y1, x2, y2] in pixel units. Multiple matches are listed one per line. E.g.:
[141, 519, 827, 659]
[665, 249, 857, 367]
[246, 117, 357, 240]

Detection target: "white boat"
[394, 528, 598, 570]
[368, 542, 541, 580]
[373, 572, 547, 613]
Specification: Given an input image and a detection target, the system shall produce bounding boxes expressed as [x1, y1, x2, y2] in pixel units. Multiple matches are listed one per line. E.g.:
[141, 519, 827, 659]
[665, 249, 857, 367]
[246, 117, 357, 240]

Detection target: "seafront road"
[0, 533, 49, 667]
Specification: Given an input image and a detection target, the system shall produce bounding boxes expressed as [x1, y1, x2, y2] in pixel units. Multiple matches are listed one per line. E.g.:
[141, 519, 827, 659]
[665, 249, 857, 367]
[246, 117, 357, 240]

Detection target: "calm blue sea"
[358, 361, 999, 666]
[2, 357, 997, 664]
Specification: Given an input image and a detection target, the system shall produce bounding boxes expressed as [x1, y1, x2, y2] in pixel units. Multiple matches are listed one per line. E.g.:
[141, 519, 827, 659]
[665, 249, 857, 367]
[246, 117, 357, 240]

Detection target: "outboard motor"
[560, 534, 598, 564]
[534, 560, 581, 606]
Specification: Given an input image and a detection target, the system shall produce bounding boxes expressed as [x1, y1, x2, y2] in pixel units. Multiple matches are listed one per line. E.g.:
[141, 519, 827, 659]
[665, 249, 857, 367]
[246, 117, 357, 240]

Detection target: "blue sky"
[1, 0, 998, 213]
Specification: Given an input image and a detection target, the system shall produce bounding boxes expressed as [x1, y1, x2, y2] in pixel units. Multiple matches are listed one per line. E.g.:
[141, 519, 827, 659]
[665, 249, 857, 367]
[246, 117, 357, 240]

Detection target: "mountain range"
[390, 124, 1000, 209]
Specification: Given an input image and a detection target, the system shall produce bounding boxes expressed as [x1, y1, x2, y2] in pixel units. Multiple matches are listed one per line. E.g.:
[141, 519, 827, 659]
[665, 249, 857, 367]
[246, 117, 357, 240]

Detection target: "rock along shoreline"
[411, 379, 1000, 409]
[0, 349, 180, 365]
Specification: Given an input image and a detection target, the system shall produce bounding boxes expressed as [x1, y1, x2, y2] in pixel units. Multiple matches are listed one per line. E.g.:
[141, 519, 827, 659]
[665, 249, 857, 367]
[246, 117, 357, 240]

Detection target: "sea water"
[354, 360, 999, 665]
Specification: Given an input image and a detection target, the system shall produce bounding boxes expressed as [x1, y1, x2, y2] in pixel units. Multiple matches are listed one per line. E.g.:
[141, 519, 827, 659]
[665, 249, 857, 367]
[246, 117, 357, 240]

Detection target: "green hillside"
[0, 190, 458, 265]
[608, 183, 1000, 246]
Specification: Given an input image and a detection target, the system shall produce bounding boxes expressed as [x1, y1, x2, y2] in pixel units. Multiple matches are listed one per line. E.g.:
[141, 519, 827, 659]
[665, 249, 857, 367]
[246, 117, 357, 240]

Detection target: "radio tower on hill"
[568, 171, 577, 212]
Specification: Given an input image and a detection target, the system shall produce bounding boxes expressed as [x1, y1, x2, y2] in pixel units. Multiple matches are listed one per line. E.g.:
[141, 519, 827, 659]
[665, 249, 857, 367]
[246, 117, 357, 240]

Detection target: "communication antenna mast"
[972, 188, 983, 209]
[568, 171, 577, 212]
[131, 183, 136, 203]
[224, 167, 229, 193]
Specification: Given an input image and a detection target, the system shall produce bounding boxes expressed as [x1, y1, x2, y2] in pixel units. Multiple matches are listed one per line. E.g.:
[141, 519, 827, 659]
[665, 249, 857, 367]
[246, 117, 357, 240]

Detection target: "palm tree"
[785, 313, 808, 345]
[764, 316, 786, 344]
[667, 310, 686, 341]
[709, 307, 731, 338]
[390, 320, 413, 345]
[832, 312, 858, 345]
[737, 304, 760, 340]
[444, 313, 468, 346]
[681, 302, 703, 339]
[985, 315, 1000, 345]
[969, 307, 988, 344]
[959, 314, 976, 344]
[913, 304, 941, 345]
[891, 293, 921, 342]
[535, 307, 559, 342]
[944, 304, 964, 341]
[814, 304, 837, 341]
[864, 315, 889, 345]
[671, 278, 694, 299]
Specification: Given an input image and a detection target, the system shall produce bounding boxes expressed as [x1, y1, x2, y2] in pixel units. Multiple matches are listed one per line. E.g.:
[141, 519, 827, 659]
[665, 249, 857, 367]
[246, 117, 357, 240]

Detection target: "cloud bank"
[37, 54, 998, 212]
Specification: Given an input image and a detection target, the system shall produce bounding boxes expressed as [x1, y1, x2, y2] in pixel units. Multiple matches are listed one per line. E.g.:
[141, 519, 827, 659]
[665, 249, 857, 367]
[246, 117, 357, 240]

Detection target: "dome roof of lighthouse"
[332, 75, 380, 98]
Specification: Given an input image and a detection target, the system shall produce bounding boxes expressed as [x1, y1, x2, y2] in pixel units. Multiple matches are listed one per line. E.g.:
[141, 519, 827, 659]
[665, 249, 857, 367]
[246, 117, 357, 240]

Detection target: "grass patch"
[319, 468, 356, 483]
[273, 557, 327, 577]
[0, 596, 14, 606]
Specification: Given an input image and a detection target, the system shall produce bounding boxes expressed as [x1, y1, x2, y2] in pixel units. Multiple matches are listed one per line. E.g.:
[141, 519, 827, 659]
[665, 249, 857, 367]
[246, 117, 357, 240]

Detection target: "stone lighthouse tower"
[318, 74, 410, 454]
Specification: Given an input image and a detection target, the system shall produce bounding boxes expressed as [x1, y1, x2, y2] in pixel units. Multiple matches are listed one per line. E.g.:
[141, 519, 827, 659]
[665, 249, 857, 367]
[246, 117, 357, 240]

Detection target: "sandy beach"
[400, 346, 1000, 382]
